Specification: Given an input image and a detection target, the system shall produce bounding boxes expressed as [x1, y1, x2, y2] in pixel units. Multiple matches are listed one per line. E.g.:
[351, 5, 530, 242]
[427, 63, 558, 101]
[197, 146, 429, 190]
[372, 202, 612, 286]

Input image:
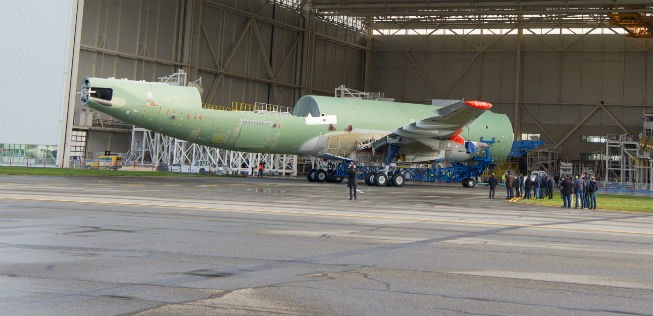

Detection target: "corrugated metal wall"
[371, 31, 653, 160]
[76, 0, 366, 157]
[75, 0, 652, 162]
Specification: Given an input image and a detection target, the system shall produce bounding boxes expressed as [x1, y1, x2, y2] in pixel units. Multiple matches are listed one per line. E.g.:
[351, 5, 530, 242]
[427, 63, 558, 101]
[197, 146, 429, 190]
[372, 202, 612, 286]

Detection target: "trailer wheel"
[307, 169, 317, 182]
[462, 177, 476, 188]
[316, 169, 327, 182]
[375, 172, 388, 186]
[364, 172, 376, 186]
[391, 173, 405, 187]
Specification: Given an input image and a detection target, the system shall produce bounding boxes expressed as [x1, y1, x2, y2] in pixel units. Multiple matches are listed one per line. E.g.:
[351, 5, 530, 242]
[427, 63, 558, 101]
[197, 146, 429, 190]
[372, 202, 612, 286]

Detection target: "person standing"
[574, 175, 585, 209]
[524, 175, 532, 199]
[515, 174, 522, 198]
[488, 173, 498, 198]
[533, 174, 540, 199]
[505, 171, 514, 199]
[583, 174, 590, 208]
[548, 176, 555, 199]
[587, 176, 598, 209]
[257, 162, 265, 178]
[347, 162, 358, 200]
[561, 176, 573, 208]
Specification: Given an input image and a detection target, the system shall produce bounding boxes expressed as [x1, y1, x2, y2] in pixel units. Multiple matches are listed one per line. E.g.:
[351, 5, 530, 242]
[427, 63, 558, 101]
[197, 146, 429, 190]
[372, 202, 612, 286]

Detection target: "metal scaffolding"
[605, 134, 639, 183]
[606, 137, 650, 191]
[127, 128, 297, 176]
[601, 111, 653, 192]
[119, 69, 297, 176]
[527, 145, 559, 175]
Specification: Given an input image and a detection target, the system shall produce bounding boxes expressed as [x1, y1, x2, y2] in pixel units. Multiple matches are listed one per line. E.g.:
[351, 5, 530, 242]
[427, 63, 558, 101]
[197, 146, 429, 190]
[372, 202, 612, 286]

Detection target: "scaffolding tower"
[605, 134, 639, 183]
[604, 111, 653, 191]
[527, 145, 559, 175]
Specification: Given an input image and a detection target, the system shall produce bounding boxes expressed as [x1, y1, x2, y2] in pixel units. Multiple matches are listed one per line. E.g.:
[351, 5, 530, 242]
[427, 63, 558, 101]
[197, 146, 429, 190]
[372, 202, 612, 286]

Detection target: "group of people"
[488, 171, 598, 209]
[344, 162, 600, 208]
[488, 171, 554, 200]
[558, 173, 598, 209]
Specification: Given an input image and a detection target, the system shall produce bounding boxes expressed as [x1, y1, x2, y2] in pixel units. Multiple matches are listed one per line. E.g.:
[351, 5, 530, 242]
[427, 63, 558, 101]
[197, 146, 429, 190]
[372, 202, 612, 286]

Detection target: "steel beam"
[553, 105, 602, 149]
[514, 26, 523, 140]
[519, 105, 557, 145]
[404, 51, 441, 97]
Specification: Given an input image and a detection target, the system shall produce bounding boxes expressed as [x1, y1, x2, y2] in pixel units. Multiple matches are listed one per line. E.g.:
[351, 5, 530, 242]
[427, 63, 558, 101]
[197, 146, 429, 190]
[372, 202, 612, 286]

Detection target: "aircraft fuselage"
[81, 77, 513, 163]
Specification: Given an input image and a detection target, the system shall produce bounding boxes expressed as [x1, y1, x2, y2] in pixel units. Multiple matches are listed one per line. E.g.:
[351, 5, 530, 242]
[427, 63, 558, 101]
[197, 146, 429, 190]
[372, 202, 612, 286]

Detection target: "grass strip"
[515, 193, 652, 213]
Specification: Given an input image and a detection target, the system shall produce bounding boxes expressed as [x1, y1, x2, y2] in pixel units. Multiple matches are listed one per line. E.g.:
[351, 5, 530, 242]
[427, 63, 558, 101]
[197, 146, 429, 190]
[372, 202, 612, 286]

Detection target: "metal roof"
[292, 0, 653, 32]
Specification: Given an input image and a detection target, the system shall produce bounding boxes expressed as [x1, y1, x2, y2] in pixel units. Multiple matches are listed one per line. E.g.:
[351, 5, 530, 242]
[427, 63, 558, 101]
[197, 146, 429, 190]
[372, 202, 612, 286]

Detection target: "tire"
[375, 172, 388, 186]
[385, 171, 394, 186]
[199, 167, 206, 174]
[364, 172, 376, 186]
[391, 173, 405, 187]
[333, 176, 344, 183]
[316, 169, 327, 182]
[307, 169, 317, 182]
[462, 177, 476, 188]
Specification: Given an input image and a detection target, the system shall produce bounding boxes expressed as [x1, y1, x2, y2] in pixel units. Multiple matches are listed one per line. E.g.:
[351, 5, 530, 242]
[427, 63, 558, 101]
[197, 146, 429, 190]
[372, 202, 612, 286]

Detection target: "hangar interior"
[28, 0, 653, 185]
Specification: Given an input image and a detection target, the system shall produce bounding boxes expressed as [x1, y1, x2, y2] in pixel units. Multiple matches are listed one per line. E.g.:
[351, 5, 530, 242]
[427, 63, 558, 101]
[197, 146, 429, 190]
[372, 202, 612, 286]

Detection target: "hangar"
[1, 0, 652, 184]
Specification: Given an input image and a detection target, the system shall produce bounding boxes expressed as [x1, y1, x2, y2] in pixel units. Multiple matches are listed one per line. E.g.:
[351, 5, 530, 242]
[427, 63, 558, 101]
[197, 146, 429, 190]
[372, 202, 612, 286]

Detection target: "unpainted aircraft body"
[81, 77, 514, 186]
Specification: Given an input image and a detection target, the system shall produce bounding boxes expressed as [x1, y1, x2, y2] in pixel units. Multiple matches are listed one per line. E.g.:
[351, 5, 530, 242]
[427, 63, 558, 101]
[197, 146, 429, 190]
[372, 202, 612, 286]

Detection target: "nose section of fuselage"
[81, 77, 115, 108]
[80, 77, 140, 124]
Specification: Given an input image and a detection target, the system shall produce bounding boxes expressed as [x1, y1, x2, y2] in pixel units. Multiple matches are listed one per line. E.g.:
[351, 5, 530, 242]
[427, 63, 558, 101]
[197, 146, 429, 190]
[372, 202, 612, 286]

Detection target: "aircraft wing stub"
[381, 99, 494, 148]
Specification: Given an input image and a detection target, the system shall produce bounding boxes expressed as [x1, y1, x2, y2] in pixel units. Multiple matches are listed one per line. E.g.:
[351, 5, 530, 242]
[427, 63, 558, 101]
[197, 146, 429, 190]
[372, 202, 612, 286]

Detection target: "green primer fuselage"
[83, 77, 514, 162]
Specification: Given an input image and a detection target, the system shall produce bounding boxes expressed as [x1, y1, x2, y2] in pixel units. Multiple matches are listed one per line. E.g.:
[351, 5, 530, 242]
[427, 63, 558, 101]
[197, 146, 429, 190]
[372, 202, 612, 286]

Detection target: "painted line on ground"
[2, 194, 651, 237]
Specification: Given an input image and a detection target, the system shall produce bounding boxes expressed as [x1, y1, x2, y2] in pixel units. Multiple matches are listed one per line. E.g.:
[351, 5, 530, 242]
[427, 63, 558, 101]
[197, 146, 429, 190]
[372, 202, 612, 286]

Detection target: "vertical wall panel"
[623, 53, 646, 105]
[371, 32, 652, 160]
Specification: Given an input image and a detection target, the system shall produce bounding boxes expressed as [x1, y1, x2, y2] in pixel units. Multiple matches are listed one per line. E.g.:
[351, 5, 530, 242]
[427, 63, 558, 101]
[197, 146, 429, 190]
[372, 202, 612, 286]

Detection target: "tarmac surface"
[1, 175, 652, 315]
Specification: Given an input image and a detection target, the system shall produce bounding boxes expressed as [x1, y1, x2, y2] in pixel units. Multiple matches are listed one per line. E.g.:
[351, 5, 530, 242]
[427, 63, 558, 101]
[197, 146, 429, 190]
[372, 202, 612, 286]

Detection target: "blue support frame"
[331, 139, 544, 184]
[509, 140, 544, 158]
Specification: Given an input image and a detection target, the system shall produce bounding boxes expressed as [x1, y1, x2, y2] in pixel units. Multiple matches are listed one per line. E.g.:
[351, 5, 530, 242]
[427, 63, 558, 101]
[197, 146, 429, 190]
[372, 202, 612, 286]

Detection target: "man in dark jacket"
[533, 174, 541, 199]
[561, 176, 574, 208]
[488, 173, 498, 198]
[574, 175, 585, 209]
[515, 174, 522, 198]
[587, 176, 598, 209]
[524, 176, 533, 199]
[347, 162, 358, 200]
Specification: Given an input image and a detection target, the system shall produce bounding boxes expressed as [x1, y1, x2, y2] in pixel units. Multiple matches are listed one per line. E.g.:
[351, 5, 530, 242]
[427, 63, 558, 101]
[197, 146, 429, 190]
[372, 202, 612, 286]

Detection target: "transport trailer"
[306, 140, 544, 188]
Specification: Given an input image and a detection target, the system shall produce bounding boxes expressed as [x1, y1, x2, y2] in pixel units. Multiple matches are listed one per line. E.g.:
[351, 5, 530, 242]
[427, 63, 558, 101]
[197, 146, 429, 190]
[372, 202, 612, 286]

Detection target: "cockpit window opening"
[91, 87, 113, 101]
